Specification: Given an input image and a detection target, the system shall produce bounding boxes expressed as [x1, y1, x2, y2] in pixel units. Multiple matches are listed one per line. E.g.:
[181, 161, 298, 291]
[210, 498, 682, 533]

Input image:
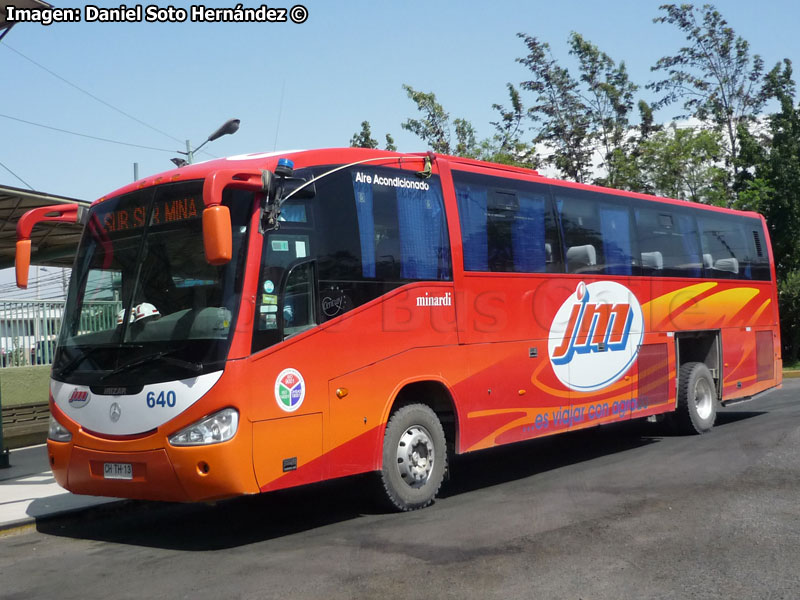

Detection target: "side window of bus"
[252, 201, 313, 353]
[283, 261, 317, 338]
[454, 171, 562, 273]
[311, 167, 451, 323]
[350, 169, 451, 282]
[254, 165, 451, 348]
[634, 206, 703, 277]
[749, 224, 772, 280]
[554, 189, 637, 276]
[697, 214, 769, 280]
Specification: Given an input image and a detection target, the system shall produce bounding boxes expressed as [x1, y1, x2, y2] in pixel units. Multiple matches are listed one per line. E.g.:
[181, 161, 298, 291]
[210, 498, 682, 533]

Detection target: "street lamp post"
[172, 118, 240, 167]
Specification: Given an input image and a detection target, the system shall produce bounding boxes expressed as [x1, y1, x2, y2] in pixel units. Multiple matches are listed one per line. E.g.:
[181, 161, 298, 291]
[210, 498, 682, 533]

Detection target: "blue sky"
[1, 0, 799, 203]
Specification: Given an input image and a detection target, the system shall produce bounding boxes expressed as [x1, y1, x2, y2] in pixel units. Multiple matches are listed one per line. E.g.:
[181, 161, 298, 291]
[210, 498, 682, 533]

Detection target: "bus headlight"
[168, 408, 239, 446]
[48, 415, 72, 442]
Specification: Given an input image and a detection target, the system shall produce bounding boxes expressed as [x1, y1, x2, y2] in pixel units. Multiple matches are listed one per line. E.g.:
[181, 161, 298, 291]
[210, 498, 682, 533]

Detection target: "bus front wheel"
[380, 404, 447, 511]
[674, 361, 717, 434]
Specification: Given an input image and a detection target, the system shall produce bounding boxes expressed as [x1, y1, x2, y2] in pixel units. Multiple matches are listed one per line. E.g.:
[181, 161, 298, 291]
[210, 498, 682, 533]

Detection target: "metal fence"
[0, 299, 121, 368]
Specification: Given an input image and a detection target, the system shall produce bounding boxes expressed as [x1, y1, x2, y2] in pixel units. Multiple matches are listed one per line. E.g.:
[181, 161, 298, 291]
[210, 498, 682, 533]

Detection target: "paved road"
[1, 381, 799, 600]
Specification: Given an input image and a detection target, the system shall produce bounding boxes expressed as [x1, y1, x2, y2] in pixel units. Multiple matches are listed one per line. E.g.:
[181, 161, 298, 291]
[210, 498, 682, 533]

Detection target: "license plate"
[103, 462, 133, 480]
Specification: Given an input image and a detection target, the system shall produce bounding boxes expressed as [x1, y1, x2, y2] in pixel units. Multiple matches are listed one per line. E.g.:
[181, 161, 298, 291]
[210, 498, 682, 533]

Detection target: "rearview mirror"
[15, 239, 32, 288]
[202, 205, 233, 265]
[201, 169, 268, 265]
[15, 203, 80, 289]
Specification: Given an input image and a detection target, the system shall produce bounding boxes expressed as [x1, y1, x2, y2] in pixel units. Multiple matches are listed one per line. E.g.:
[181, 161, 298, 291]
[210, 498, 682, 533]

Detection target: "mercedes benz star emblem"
[109, 402, 122, 423]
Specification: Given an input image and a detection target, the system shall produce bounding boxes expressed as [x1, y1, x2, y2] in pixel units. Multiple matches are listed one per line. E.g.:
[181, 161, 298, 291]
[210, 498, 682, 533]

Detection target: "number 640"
[146, 390, 176, 408]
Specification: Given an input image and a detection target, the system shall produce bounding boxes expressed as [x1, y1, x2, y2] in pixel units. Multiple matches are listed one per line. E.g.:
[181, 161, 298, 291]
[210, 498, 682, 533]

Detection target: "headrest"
[641, 251, 664, 270]
[566, 244, 597, 269]
[714, 257, 739, 274]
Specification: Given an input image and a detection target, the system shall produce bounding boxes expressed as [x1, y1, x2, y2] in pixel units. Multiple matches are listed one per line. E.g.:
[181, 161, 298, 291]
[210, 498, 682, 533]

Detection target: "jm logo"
[551, 282, 634, 365]
[68, 389, 90, 408]
[548, 281, 644, 392]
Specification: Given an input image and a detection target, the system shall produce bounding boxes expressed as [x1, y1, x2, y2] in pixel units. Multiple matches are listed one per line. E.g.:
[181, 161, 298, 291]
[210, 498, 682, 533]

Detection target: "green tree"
[649, 4, 766, 204]
[569, 32, 638, 188]
[350, 121, 398, 152]
[480, 83, 538, 169]
[401, 84, 481, 157]
[779, 271, 800, 363]
[730, 59, 800, 360]
[637, 124, 727, 204]
[349, 121, 378, 149]
[402, 83, 538, 166]
[400, 85, 455, 155]
[453, 118, 479, 158]
[10, 337, 25, 367]
[737, 59, 800, 276]
[517, 32, 642, 185]
[517, 33, 593, 182]
[612, 100, 664, 193]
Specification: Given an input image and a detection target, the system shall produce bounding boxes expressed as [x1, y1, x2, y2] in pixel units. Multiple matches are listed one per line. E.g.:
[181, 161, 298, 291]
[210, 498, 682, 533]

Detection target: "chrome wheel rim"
[396, 425, 435, 489]
[695, 377, 714, 421]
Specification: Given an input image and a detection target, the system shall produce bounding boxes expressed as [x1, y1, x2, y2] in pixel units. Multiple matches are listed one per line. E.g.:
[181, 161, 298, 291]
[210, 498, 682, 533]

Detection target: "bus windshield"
[53, 181, 252, 386]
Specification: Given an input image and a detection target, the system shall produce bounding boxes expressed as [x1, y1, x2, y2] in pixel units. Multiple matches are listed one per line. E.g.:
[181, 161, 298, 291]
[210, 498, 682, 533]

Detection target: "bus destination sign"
[102, 196, 200, 233]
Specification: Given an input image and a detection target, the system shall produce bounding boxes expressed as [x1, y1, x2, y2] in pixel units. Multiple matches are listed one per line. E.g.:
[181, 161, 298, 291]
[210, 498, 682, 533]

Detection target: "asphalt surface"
[1, 381, 798, 600]
[0, 445, 117, 529]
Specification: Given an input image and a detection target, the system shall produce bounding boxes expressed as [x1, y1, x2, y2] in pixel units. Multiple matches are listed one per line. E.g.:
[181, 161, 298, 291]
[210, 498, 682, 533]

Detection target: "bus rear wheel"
[674, 361, 717, 434]
[380, 404, 447, 511]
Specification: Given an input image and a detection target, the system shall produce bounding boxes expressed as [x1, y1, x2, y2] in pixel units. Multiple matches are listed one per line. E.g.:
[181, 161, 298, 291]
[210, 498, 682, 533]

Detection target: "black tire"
[674, 361, 717, 434]
[380, 404, 447, 511]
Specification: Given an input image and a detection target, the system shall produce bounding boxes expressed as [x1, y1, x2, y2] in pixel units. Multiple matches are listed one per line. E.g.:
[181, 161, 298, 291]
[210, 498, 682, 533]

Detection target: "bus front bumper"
[48, 439, 259, 502]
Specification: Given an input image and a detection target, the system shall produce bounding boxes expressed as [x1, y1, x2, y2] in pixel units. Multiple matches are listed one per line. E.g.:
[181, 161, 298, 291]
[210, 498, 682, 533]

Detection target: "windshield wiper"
[57, 345, 141, 379]
[100, 350, 202, 381]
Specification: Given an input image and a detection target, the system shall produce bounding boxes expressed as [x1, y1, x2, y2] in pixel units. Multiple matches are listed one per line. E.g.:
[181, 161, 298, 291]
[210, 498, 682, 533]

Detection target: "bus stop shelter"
[0, 184, 88, 269]
[0, 184, 88, 466]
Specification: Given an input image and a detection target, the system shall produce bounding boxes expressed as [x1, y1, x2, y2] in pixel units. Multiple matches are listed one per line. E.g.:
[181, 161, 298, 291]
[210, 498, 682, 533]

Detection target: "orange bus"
[16, 148, 781, 510]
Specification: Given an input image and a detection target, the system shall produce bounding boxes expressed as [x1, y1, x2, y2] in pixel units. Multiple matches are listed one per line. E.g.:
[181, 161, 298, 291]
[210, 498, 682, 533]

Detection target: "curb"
[0, 498, 126, 535]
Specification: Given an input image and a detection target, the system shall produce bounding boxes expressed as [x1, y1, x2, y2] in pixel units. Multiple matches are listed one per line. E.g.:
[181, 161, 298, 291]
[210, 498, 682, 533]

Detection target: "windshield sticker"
[271, 240, 289, 252]
[321, 287, 352, 318]
[275, 368, 305, 412]
[296, 241, 307, 258]
[263, 280, 275, 293]
[259, 313, 277, 330]
[262, 294, 277, 305]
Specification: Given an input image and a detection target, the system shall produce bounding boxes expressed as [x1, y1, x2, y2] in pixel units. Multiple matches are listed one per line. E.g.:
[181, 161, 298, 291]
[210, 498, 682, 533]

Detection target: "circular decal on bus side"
[548, 281, 644, 392]
[275, 368, 305, 412]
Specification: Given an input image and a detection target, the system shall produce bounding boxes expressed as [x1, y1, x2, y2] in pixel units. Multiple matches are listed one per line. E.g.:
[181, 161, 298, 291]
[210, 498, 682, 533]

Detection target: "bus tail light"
[48, 415, 72, 442]
[168, 408, 239, 446]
